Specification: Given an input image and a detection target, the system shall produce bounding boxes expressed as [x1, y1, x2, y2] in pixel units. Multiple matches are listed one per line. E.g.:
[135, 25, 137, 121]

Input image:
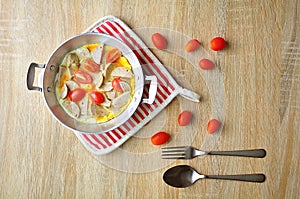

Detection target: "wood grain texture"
[0, 0, 299, 198]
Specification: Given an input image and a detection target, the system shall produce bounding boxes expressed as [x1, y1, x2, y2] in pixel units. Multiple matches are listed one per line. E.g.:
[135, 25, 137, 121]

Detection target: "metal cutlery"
[161, 146, 266, 159]
[163, 165, 266, 188]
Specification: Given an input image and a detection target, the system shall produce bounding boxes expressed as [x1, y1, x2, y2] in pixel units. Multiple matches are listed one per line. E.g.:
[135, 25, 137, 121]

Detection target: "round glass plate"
[86, 27, 225, 173]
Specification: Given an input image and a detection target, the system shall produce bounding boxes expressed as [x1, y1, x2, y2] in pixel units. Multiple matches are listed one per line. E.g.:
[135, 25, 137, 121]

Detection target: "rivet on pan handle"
[26, 63, 45, 92]
[142, 75, 158, 104]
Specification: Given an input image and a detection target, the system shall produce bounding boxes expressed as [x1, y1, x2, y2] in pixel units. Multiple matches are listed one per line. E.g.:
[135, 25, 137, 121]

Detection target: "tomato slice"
[74, 70, 93, 84]
[151, 132, 170, 145]
[69, 88, 86, 102]
[112, 77, 123, 92]
[83, 59, 100, 73]
[90, 91, 105, 105]
[178, 110, 192, 126]
[106, 48, 121, 63]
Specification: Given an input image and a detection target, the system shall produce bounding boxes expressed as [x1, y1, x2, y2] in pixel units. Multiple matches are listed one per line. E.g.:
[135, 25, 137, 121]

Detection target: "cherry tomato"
[106, 48, 121, 63]
[69, 88, 86, 102]
[199, 58, 214, 70]
[112, 77, 123, 92]
[83, 59, 100, 73]
[90, 91, 105, 105]
[210, 37, 226, 51]
[185, 39, 200, 52]
[178, 110, 192, 126]
[151, 132, 170, 145]
[151, 33, 167, 50]
[74, 70, 93, 84]
[207, 119, 221, 134]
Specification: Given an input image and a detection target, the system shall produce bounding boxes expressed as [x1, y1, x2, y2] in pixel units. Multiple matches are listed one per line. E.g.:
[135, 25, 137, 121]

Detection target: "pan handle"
[142, 75, 158, 104]
[178, 87, 200, 102]
[26, 63, 45, 92]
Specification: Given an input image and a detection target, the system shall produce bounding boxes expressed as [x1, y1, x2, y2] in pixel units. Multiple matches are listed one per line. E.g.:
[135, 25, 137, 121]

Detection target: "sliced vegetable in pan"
[55, 43, 135, 123]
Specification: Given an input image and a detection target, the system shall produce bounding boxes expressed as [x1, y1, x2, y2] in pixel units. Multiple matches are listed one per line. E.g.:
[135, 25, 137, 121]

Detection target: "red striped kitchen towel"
[74, 16, 199, 155]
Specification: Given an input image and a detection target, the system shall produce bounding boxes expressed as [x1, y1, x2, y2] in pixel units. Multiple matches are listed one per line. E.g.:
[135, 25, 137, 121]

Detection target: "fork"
[161, 146, 266, 159]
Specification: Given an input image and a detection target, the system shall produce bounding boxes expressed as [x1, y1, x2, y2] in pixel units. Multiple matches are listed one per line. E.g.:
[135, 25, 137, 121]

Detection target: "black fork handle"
[208, 149, 266, 158]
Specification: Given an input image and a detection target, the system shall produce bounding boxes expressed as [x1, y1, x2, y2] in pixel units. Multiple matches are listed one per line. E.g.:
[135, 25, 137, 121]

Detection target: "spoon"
[163, 165, 266, 188]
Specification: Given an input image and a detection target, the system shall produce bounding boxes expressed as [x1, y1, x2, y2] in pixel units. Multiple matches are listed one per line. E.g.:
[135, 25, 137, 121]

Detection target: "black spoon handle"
[206, 174, 266, 183]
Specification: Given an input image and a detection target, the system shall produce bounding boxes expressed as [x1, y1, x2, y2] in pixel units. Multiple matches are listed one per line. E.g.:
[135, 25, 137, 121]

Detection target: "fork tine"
[161, 146, 187, 150]
[161, 146, 189, 159]
[161, 149, 186, 153]
[161, 151, 186, 155]
[161, 156, 186, 159]
[161, 153, 186, 159]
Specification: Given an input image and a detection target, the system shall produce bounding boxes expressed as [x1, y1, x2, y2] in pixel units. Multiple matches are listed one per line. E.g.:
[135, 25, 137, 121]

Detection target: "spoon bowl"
[163, 165, 203, 188]
[163, 165, 266, 188]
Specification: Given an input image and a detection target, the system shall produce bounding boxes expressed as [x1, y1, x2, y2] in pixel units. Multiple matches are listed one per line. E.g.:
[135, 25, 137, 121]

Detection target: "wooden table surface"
[0, 0, 299, 198]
